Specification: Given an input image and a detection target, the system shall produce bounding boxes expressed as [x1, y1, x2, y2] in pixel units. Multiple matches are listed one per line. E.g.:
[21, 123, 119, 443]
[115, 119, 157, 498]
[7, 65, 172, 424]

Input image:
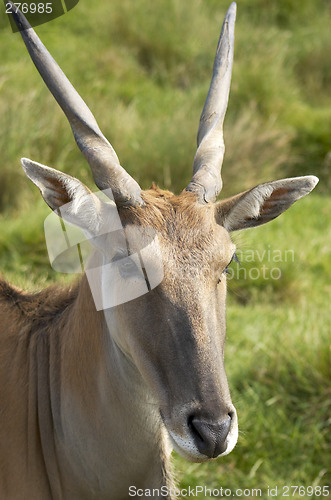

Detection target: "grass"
[0, 0, 330, 497]
[1, 0, 331, 202]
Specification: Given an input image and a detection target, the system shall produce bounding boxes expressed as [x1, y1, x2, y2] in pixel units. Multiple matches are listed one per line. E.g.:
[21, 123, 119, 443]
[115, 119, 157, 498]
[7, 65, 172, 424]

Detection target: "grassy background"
[0, 0, 330, 497]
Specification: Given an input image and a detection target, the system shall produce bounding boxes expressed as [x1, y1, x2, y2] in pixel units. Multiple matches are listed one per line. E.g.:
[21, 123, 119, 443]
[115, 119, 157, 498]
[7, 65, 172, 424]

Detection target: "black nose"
[188, 414, 232, 458]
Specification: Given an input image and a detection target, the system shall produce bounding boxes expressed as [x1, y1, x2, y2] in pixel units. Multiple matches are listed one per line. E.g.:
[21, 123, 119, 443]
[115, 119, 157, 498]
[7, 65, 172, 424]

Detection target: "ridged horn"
[186, 2, 236, 203]
[9, 2, 144, 207]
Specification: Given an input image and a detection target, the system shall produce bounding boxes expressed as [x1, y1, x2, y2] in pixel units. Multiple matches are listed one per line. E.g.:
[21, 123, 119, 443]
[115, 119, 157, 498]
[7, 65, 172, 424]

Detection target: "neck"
[52, 275, 174, 498]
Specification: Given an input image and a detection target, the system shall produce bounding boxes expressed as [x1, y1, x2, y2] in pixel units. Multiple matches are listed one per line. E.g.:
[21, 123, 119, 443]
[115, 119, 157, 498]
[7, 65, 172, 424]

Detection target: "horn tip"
[226, 2, 237, 21]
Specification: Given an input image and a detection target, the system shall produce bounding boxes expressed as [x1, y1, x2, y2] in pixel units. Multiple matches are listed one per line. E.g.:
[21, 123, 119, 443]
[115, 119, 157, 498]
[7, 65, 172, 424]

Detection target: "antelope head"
[11, 2, 318, 462]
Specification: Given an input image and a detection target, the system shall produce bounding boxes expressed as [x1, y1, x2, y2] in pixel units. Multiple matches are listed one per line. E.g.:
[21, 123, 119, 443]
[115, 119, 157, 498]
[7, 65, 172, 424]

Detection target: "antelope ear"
[215, 176, 319, 232]
[21, 158, 106, 237]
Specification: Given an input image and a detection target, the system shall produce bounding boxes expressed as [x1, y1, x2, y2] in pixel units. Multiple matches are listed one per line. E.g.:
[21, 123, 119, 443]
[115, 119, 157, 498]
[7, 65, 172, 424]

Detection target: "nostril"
[187, 414, 194, 432]
[188, 415, 204, 445]
[188, 414, 231, 459]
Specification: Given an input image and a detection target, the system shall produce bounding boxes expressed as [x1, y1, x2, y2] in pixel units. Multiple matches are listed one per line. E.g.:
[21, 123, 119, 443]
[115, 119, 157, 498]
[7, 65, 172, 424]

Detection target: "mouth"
[167, 431, 210, 462]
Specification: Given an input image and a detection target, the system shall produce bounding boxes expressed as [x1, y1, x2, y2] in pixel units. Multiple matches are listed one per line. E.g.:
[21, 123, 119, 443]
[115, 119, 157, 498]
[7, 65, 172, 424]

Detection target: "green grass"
[0, 0, 330, 204]
[0, 0, 330, 497]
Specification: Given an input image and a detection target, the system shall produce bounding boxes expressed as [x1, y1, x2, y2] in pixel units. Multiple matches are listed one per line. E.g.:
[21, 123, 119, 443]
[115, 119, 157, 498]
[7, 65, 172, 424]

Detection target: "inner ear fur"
[215, 176, 319, 232]
[21, 157, 105, 234]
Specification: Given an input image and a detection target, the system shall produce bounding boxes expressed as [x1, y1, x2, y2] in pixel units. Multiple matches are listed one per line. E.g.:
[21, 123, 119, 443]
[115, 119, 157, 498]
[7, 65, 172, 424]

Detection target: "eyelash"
[217, 252, 240, 284]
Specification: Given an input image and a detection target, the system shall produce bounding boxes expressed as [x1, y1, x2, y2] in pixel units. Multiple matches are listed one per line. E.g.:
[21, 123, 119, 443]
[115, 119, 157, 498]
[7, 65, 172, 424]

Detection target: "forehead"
[118, 189, 235, 265]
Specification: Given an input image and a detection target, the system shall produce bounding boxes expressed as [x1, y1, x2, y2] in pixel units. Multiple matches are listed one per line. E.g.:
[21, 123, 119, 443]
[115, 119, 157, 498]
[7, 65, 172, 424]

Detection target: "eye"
[217, 252, 240, 284]
[118, 257, 140, 279]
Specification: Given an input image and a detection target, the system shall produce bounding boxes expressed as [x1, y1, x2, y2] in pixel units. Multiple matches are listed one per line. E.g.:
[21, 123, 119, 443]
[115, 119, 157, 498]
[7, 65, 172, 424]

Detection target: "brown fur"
[0, 278, 79, 322]
[120, 188, 213, 231]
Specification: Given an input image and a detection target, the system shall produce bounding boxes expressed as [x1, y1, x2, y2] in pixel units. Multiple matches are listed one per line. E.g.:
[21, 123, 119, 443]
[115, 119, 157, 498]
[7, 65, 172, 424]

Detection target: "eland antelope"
[1, 2, 318, 499]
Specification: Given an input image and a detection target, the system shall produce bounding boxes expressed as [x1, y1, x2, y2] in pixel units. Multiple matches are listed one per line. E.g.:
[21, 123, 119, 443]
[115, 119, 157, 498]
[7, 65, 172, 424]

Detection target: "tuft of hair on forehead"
[117, 185, 216, 235]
